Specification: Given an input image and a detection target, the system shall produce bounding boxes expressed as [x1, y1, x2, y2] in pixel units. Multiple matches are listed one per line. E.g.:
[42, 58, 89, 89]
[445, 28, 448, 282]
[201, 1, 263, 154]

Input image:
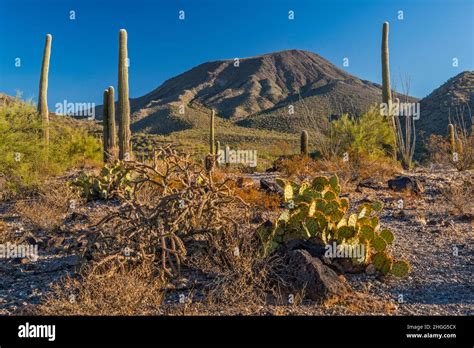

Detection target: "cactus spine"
[118, 29, 131, 160]
[300, 130, 308, 155]
[102, 89, 109, 161]
[448, 123, 456, 153]
[38, 34, 52, 146]
[107, 86, 116, 157]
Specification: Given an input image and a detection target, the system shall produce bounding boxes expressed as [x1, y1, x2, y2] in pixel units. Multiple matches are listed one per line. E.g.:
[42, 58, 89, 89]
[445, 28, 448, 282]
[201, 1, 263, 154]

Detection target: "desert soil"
[0, 168, 472, 315]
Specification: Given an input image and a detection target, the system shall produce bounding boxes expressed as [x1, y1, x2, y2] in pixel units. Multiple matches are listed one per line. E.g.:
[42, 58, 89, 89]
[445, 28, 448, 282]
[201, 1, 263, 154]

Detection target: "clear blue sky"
[0, 0, 473, 108]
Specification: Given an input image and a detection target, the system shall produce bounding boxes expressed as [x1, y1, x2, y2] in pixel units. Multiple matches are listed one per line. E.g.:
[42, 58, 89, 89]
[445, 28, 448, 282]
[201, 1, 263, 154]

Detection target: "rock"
[357, 178, 382, 191]
[285, 239, 326, 258]
[287, 249, 348, 300]
[387, 176, 424, 194]
[260, 179, 281, 194]
[365, 264, 376, 275]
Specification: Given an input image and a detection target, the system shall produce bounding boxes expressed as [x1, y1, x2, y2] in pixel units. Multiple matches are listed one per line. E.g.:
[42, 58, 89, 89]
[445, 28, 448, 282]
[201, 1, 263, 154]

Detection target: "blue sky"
[0, 0, 473, 108]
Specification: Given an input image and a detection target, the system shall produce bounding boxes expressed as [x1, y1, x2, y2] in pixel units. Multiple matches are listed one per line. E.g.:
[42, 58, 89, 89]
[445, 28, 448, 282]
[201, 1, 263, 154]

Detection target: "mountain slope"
[115, 49, 394, 135]
[417, 71, 473, 139]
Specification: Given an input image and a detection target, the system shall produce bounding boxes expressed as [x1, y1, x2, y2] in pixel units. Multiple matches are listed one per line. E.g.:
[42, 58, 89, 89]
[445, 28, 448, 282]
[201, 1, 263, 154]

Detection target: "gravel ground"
[0, 168, 472, 315]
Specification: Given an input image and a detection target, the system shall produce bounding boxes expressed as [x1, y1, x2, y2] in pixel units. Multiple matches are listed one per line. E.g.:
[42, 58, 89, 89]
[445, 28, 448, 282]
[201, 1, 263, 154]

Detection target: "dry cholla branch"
[79, 145, 249, 279]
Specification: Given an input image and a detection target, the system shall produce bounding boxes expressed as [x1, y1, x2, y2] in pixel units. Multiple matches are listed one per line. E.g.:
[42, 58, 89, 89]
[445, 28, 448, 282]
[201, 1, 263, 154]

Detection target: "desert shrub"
[74, 146, 249, 280]
[427, 133, 474, 171]
[257, 175, 410, 277]
[273, 154, 321, 178]
[314, 107, 395, 164]
[234, 186, 281, 210]
[330, 108, 395, 161]
[187, 227, 285, 308]
[440, 179, 474, 217]
[15, 181, 78, 232]
[31, 262, 163, 315]
[0, 98, 102, 195]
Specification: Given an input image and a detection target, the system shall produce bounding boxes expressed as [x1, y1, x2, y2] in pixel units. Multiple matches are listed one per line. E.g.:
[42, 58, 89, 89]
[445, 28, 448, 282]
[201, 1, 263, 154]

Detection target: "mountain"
[104, 49, 395, 135]
[417, 71, 473, 140]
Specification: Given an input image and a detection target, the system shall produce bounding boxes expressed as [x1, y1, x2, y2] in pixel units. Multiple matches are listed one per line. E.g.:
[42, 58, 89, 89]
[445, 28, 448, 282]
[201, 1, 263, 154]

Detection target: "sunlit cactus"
[448, 124, 455, 153]
[102, 89, 109, 161]
[38, 34, 52, 146]
[381, 22, 392, 114]
[107, 86, 117, 158]
[118, 29, 131, 160]
[300, 130, 308, 155]
[210, 109, 215, 155]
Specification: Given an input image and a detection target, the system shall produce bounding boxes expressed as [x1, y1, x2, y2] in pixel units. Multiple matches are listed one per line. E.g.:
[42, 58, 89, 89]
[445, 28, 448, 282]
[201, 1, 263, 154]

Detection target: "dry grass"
[440, 179, 474, 218]
[30, 263, 164, 315]
[273, 155, 321, 178]
[14, 180, 78, 232]
[234, 186, 280, 210]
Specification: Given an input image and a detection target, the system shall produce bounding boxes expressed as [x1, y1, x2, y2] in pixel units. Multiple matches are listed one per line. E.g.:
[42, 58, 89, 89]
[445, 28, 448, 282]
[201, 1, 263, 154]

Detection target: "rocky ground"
[0, 167, 472, 315]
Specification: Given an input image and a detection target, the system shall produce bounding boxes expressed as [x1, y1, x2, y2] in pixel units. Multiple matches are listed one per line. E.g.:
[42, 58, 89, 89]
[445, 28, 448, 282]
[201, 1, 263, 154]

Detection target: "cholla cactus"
[118, 29, 131, 160]
[257, 174, 410, 277]
[300, 130, 308, 155]
[38, 34, 52, 146]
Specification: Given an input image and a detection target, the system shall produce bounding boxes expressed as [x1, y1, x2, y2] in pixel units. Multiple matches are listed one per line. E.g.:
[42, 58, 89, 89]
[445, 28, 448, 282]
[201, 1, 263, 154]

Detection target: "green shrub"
[257, 174, 410, 277]
[0, 98, 102, 194]
[328, 107, 395, 161]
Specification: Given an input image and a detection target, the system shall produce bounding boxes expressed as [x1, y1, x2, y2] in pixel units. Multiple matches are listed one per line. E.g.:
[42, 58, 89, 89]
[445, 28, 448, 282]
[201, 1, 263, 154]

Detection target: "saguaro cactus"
[210, 109, 216, 155]
[107, 86, 116, 156]
[300, 130, 308, 155]
[118, 29, 131, 160]
[102, 89, 109, 161]
[215, 140, 221, 167]
[381, 22, 392, 112]
[38, 34, 52, 146]
[448, 123, 456, 153]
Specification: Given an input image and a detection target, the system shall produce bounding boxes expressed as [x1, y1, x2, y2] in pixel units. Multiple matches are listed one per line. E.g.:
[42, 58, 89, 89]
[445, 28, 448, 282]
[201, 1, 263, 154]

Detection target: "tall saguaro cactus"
[107, 86, 116, 155]
[118, 29, 131, 160]
[381, 22, 392, 112]
[300, 130, 308, 155]
[102, 89, 110, 161]
[38, 34, 52, 146]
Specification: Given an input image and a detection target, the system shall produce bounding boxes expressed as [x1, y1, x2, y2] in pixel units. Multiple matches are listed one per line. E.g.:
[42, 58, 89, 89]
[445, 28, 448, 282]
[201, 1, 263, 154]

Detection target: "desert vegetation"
[0, 20, 472, 318]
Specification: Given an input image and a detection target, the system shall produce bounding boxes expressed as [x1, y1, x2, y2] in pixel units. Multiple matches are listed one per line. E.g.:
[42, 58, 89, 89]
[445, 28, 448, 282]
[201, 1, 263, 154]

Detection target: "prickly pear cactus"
[257, 174, 410, 276]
